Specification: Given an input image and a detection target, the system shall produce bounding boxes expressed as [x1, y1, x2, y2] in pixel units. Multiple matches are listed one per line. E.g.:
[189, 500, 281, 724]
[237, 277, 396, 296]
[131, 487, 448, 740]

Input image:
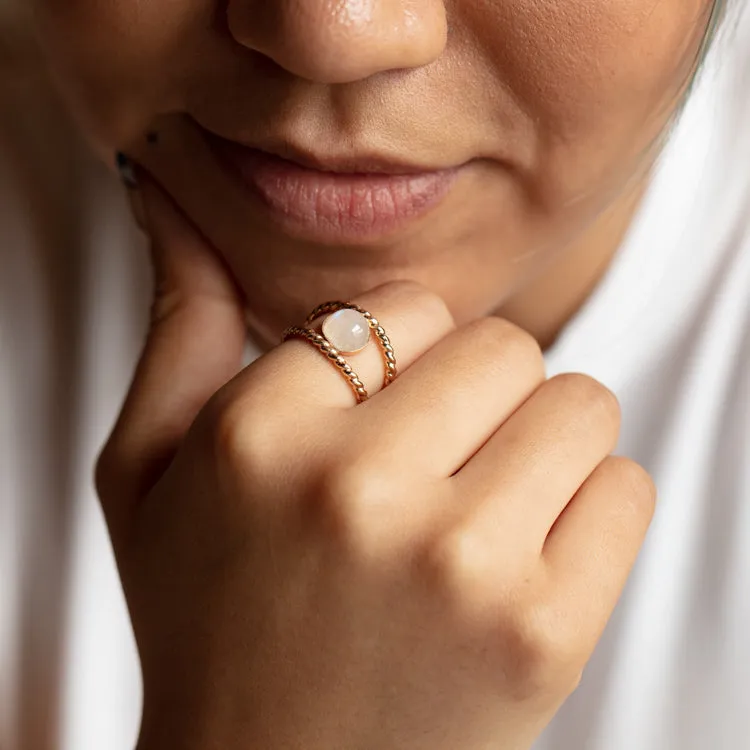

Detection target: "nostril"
[224, 0, 447, 85]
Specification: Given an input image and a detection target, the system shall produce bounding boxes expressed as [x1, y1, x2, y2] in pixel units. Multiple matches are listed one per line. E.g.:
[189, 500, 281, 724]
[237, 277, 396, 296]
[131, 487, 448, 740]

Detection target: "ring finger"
[220, 280, 456, 413]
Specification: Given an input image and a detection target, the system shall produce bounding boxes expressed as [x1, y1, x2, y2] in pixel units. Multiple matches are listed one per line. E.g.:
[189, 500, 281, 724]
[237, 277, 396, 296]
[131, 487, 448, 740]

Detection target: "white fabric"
[1, 8, 749, 748]
[536, 14, 750, 748]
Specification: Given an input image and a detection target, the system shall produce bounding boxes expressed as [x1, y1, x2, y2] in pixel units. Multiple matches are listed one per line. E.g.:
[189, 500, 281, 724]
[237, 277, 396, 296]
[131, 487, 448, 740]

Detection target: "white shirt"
[1, 8, 748, 749]
[536, 16, 750, 747]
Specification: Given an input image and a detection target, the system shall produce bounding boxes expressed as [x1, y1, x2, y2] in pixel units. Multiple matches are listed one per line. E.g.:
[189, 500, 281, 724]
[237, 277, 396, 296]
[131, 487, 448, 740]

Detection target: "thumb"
[96, 163, 247, 541]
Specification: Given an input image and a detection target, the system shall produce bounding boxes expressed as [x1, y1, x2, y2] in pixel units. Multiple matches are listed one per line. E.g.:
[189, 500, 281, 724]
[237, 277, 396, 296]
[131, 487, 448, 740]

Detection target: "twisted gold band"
[304, 301, 397, 388]
[281, 326, 369, 403]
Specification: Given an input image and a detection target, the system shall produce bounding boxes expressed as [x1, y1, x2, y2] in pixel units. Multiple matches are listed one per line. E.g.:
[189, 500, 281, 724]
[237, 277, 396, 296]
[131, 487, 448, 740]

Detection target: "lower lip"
[208, 137, 460, 243]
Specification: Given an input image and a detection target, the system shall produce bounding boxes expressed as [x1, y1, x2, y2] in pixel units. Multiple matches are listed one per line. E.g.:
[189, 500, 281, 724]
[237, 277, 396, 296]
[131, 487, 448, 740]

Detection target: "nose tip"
[227, 0, 447, 84]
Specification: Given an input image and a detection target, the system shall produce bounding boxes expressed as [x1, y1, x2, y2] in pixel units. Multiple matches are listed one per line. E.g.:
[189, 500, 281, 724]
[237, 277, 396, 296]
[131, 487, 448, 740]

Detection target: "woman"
[1, 0, 748, 748]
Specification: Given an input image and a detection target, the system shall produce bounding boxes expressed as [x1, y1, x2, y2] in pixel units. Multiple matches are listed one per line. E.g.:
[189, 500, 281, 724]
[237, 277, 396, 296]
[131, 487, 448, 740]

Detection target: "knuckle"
[600, 455, 658, 515]
[550, 373, 621, 427]
[421, 528, 512, 614]
[380, 280, 456, 329]
[420, 534, 582, 698]
[500, 602, 583, 698]
[205, 398, 245, 459]
[420, 531, 476, 596]
[202, 396, 273, 474]
[312, 458, 394, 550]
[466, 317, 545, 373]
[397, 281, 455, 329]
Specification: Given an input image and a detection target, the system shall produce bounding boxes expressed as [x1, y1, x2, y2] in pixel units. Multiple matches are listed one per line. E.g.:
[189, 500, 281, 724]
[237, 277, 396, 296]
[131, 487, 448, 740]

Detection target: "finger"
[219, 280, 456, 412]
[97, 171, 246, 534]
[449, 374, 621, 556]
[541, 455, 657, 655]
[356, 316, 546, 477]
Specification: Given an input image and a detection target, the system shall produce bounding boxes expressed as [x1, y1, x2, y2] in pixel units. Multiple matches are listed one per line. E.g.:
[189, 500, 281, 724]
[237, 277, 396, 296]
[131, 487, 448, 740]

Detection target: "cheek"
[488, 0, 708, 116]
[31, 0, 206, 152]
[474, 0, 709, 190]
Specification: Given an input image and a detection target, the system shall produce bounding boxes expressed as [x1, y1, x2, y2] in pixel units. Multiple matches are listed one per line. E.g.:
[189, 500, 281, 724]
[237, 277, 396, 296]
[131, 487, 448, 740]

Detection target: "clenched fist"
[97, 177, 656, 750]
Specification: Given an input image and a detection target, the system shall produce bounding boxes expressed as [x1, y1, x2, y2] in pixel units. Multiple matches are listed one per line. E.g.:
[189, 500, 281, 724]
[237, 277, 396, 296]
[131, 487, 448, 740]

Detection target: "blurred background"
[1, 3, 749, 750]
[1, 4, 148, 748]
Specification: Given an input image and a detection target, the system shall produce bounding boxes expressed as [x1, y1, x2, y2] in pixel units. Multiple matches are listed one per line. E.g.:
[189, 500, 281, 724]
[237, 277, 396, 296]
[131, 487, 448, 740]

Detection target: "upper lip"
[259, 144, 447, 175]
[202, 128, 457, 176]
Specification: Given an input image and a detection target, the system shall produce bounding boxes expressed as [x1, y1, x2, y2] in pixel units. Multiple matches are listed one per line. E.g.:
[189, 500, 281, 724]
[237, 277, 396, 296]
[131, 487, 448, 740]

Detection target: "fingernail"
[115, 151, 139, 190]
[115, 152, 148, 231]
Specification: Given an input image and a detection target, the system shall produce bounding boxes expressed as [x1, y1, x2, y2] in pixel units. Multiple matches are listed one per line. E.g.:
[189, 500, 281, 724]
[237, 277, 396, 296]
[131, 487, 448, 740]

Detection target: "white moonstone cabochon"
[322, 309, 371, 354]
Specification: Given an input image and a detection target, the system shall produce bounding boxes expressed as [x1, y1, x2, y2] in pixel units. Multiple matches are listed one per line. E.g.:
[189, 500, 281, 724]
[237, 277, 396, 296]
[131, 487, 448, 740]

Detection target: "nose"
[226, 0, 447, 84]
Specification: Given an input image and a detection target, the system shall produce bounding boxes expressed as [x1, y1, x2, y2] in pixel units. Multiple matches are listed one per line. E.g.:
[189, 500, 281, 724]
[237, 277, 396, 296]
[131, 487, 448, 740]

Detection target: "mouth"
[201, 129, 465, 244]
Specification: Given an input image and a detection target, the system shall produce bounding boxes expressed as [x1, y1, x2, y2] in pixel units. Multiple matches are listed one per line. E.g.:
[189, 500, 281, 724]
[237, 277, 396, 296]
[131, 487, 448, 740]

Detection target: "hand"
[98, 176, 656, 750]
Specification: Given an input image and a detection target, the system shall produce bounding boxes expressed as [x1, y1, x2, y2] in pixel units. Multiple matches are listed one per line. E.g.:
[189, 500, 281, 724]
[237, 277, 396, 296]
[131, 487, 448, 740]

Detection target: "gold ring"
[281, 301, 397, 403]
[304, 301, 397, 389]
[282, 326, 369, 403]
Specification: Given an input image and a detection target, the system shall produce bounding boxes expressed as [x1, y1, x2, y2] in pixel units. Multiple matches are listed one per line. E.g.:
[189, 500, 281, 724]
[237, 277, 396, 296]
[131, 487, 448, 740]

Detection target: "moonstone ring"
[281, 301, 397, 403]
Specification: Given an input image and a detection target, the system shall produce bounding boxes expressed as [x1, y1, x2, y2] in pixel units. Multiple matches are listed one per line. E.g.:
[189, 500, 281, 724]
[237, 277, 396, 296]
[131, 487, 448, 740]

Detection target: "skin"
[32, 0, 712, 349]
[29, 1, 714, 747]
[96, 179, 657, 750]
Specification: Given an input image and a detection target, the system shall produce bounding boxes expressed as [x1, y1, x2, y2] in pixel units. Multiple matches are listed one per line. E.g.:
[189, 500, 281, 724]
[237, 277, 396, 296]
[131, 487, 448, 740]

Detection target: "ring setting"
[282, 301, 397, 403]
[320, 308, 371, 355]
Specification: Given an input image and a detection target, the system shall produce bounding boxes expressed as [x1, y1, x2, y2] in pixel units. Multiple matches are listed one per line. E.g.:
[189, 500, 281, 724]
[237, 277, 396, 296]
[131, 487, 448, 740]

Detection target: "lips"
[204, 131, 462, 243]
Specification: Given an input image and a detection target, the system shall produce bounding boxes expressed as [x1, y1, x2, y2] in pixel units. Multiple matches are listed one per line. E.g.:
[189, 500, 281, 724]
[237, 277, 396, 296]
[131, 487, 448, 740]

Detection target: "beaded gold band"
[304, 302, 397, 389]
[281, 301, 397, 404]
[282, 325, 369, 403]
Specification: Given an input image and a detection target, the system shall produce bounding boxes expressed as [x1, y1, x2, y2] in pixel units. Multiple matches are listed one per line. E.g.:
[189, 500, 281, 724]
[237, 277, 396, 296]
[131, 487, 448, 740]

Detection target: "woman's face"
[33, 0, 712, 345]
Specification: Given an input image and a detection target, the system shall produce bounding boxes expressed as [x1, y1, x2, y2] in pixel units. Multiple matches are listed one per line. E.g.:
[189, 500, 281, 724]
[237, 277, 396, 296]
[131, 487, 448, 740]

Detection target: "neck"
[496, 176, 650, 352]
